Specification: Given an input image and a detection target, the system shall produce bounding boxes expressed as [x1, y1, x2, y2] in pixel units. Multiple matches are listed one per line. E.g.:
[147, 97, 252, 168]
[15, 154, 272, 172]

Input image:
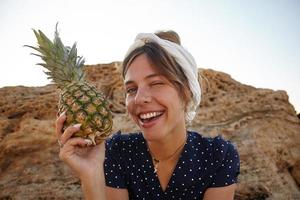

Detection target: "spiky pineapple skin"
[25, 25, 113, 144]
[58, 81, 113, 145]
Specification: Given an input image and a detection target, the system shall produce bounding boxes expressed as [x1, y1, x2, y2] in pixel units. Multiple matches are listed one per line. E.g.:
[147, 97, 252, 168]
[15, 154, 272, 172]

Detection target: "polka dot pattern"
[104, 131, 240, 199]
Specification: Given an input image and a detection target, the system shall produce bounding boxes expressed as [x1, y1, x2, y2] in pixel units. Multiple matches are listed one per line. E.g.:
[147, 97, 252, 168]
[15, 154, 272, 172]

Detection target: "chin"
[142, 132, 160, 142]
[142, 127, 166, 141]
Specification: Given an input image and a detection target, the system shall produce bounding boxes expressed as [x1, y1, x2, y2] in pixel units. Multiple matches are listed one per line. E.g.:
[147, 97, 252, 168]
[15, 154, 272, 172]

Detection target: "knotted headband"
[125, 33, 201, 122]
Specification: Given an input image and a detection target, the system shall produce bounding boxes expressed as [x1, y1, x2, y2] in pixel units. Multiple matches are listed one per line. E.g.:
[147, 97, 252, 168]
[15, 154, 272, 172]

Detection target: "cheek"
[125, 96, 129, 107]
[125, 100, 139, 123]
[169, 91, 186, 111]
[125, 97, 134, 114]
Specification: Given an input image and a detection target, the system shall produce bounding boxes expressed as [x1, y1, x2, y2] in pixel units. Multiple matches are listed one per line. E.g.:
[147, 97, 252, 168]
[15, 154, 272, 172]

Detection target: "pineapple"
[25, 25, 113, 145]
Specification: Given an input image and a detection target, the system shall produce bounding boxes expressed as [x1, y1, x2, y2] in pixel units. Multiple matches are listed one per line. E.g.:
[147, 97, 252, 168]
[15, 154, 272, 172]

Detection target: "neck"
[147, 130, 187, 161]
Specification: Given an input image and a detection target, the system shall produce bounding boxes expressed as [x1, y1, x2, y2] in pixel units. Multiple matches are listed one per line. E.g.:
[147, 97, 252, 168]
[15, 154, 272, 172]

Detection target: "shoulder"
[188, 131, 239, 162]
[188, 131, 240, 186]
[210, 135, 239, 164]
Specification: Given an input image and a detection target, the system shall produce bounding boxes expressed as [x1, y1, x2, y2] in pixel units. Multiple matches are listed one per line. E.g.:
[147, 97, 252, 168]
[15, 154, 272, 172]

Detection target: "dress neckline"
[140, 132, 191, 193]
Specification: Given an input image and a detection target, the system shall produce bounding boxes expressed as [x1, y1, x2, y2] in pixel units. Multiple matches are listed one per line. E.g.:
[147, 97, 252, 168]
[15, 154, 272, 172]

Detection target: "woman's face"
[124, 54, 186, 142]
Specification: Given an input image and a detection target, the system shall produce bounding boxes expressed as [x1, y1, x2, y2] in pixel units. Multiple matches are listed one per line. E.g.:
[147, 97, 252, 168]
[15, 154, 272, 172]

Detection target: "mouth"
[138, 111, 164, 125]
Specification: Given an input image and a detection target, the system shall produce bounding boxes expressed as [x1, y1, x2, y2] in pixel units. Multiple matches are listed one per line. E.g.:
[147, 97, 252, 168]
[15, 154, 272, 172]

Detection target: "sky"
[0, 0, 299, 113]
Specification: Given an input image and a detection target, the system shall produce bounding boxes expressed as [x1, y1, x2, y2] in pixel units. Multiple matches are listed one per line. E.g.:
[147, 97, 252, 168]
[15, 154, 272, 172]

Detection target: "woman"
[56, 30, 240, 199]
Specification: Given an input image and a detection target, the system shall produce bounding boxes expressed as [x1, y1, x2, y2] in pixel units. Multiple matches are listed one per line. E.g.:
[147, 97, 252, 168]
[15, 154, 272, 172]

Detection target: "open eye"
[126, 87, 137, 95]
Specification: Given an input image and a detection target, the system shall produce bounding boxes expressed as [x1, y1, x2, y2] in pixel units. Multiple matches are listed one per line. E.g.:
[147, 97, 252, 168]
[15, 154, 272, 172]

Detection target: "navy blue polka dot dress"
[104, 131, 240, 200]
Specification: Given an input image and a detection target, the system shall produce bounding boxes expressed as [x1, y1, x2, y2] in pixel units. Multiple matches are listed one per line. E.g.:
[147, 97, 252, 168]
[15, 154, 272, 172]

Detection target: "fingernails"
[84, 139, 93, 146]
[59, 111, 66, 118]
[73, 124, 81, 129]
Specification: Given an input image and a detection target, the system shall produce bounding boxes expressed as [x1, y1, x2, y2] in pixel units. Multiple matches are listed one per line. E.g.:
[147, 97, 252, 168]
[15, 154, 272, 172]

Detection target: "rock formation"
[0, 62, 299, 200]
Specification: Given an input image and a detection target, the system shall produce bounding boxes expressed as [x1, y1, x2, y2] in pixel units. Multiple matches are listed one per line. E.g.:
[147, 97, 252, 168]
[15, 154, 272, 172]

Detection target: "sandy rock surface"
[0, 63, 299, 199]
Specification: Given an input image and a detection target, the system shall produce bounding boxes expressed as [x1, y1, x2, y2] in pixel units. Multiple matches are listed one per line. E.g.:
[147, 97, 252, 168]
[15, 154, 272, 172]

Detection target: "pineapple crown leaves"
[24, 24, 85, 89]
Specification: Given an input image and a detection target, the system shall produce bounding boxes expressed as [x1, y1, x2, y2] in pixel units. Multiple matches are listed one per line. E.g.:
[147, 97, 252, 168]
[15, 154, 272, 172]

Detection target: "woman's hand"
[56, 112, 128, 199]
[55, 112, 106, 181]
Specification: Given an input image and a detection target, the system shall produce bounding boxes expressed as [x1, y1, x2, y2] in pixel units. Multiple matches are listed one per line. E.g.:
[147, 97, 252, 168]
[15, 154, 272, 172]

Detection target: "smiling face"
[124, 54, 186, 142]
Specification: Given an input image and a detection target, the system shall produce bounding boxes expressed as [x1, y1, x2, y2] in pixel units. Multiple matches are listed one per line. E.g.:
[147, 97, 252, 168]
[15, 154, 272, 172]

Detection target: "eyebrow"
[124, 73, 162, 86]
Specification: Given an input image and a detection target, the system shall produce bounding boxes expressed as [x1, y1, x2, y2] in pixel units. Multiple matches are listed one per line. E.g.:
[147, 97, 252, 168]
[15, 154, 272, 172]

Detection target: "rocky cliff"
[0, 62, 299, 200]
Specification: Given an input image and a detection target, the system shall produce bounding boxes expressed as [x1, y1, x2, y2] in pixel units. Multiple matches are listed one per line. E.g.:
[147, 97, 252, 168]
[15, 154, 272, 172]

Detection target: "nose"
[134, 87, 151, 105]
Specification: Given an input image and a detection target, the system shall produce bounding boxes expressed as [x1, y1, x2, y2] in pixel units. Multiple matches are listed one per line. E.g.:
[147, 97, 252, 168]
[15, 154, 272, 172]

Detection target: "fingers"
[56, 111, 67, 138]
[59, 137, 92, 160]
[60, 123, 82, 145]
[55, 111, 83, 147]
[68, 138, 93, 147]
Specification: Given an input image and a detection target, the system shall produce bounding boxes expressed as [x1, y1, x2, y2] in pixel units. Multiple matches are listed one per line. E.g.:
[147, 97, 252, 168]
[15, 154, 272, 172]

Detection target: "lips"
[137, 110, 164, 128]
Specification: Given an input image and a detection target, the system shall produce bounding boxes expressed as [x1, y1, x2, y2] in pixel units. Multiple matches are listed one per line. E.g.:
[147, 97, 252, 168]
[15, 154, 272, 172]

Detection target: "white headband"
[125, 33, 201, 122]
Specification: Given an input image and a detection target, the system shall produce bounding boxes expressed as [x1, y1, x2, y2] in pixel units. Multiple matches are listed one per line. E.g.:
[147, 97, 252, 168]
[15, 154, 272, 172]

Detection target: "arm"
[77, 148, 129, 200]
[81, 169, 106, 200]
[80, 168, 129, 200]
[203, 184, 237, 200]
[56, 113, 128, 200]
[105, 187, 129, 200]
[79, 143, 129, 200]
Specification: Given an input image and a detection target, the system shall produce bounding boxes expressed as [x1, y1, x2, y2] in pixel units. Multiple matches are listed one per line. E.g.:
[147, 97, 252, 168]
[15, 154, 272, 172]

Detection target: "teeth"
[140, 111, 162, 120]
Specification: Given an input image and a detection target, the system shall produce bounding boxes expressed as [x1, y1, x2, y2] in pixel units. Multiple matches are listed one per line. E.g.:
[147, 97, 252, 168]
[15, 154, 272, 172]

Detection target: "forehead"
[124, 54, 162, 82]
